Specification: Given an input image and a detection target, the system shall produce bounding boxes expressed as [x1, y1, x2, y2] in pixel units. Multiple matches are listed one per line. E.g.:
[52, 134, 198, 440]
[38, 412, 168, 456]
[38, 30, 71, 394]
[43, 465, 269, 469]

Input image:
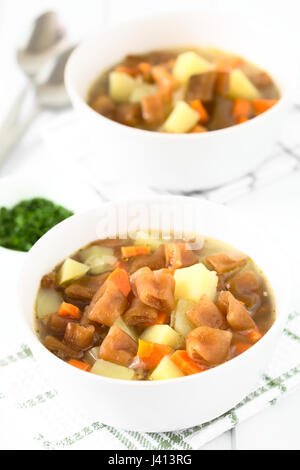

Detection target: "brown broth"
[87, 46, 280, 133]
[35, 235, 275, 380]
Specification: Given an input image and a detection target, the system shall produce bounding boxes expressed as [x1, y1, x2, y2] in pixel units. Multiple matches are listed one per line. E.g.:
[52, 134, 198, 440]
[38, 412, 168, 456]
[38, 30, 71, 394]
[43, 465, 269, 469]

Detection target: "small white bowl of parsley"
[0, 174, 101, 256]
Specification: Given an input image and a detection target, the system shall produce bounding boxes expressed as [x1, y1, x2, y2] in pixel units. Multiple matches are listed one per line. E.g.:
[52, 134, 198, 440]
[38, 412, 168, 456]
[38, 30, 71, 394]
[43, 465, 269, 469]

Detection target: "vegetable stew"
[35, 233, 275, 381]
[88, 47, 280, 133]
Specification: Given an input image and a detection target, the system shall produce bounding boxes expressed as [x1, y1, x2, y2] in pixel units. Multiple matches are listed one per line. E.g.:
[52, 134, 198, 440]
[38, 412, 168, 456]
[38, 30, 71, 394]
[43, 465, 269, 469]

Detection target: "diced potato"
[130, 83, 157, 103]
[80, 245, 116, 275]
[109, 71, 137, 102]
[134, 230, 167, 250]
[163, 101, 199, 133]
[91, 359, 135, 380]
[174, 263, 218, 302]
[84, 346, 100, 366]
[173, 299, 195, 337]
[86, 255, 116, 275]
[140, 325, 185, 349]
[114, 316, 138, 341]
[172, 84, 188, 105]
[227, 69, 260, 100]
[36, 288, 62, 319]
[80, 245, 114, 262]
[173, 51, 213, 84]
[58, 258, 89, 286]
[150, 356, 184, 380]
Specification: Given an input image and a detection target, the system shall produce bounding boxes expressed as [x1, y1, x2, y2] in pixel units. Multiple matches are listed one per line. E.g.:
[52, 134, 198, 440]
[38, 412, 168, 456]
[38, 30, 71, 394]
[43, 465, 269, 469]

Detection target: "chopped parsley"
[0, 198, 73, 252]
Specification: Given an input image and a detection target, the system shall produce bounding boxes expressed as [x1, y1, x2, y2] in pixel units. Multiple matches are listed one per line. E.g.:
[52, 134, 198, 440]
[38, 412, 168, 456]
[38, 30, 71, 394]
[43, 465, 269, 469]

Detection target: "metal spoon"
[0, 45, 75, 163]
[1, 11, 68, 132]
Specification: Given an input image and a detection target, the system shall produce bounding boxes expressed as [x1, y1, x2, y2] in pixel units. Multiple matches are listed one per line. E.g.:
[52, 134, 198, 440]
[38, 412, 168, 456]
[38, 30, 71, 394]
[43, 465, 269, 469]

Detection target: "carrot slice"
[214, 56, 244, 72]
[252, 99, 278, 115]
[114, 259, 129, 272]
[58, 302, 81, 320]
[155, 311, 170, 325]
[171, 350, 207, 375]
[232, 342, 252, 357]
[233, 99, 252, 120]
[121, 246, 151, 258]
[189, 99, 208, 124]
[137, 62, 151, 79]
[165, 243, 183, 270]
[152, 65, 178, 93]
[242, 329, 263, 343]
[68, 360, 91, 372]
[108, 268, 131, 297]
[137, 340, 172, 369]
[236, 116, 248, 124]
[190, 124, 208, 133]
[115, 65, 139, 77]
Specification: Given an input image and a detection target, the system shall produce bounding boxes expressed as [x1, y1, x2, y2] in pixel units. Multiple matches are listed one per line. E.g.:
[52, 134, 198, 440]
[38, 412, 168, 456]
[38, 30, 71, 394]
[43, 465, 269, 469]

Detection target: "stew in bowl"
[35, 233, 275, 381]
[88, 47, 280, 133]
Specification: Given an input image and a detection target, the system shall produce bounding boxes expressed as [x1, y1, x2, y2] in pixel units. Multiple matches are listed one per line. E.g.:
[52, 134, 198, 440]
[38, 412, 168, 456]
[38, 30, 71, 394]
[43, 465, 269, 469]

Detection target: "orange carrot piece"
[155, 311, 170, 325]
[114, 259, 129, 272]
[190, 124, 208, 133]
[236, 116, 249, 124]
[137, 340, 172, 369]
[108, 268, 131, 297]
[242, 329, 263, 343]
[232, 342, 252, 357]
[214, 56, 244, 72]
[165, 243, 184, 270]
[171, 350, 207, 375]
[252, 99, 278, 115]
[189, 99, 208, 124]
[121, 246, 151, 258]
[115, 65, 139, 77]
[58, 302, 81, 320]
[152, 65, 178, 93]
[233, 99, 252, 119]
[68, 360, 91, 372]
[137, 62, 151, 79]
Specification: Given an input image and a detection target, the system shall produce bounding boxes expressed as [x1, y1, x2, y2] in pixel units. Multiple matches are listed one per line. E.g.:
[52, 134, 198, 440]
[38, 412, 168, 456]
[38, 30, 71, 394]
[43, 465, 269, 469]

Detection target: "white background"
[0, 0, 300, 450]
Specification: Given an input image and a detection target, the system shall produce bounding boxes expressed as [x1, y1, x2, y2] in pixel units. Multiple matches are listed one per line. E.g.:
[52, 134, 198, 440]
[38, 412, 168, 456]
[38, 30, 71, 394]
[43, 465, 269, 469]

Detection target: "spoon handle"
[0, 106, 41, 165]
[0, 83, 31, 131]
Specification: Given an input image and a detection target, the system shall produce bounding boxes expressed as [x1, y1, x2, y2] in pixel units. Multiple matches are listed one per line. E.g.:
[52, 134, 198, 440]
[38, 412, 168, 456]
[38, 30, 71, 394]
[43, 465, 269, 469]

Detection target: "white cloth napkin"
[1, 295, 300, 450]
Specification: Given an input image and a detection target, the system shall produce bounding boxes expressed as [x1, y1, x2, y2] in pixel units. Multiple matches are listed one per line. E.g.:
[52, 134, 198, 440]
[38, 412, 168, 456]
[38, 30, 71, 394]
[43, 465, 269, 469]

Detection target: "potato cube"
[130, 83, 157, 103]
[163, 101, 199, 133]
[80, 245, 114, 262]
[173, 51, 213, 84]
[134, 230, 167, 250]
[109, 71, 137, 102]
[227, 69, 260, 100]
[150, 356, 184, 380]
[91, 359, 135, 380]
[140, 325, 185, 349]
[173, 299, 195, 337]
[59, 258, 89, 286]
[80, 245, 116, 275]
[36, 288, 63, 319]
[174, 263, 218, 302]
[113, 316, 138, 341]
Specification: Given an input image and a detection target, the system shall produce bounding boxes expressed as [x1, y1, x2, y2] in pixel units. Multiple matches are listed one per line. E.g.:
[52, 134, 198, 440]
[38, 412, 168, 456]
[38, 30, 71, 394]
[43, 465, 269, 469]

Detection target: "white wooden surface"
[0, 0, 300, 450]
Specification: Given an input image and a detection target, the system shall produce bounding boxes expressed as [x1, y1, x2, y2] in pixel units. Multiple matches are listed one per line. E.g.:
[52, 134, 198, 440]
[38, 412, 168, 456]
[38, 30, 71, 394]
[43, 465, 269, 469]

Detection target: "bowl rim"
[19, 195, 290, 388]
[65, 10, 291, 141]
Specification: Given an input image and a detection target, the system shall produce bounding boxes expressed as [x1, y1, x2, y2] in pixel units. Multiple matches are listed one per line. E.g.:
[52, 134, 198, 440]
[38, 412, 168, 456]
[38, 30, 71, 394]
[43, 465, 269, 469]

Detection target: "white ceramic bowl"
[65, 10, 298, 192]
[19, 196, 290, 432]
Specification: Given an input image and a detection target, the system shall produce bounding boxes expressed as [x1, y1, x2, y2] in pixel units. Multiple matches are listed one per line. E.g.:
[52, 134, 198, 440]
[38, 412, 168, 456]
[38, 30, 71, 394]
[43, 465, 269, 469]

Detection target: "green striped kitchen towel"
[1, 311, 300, 450]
